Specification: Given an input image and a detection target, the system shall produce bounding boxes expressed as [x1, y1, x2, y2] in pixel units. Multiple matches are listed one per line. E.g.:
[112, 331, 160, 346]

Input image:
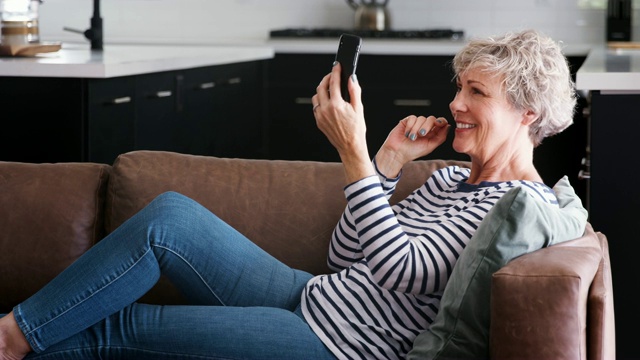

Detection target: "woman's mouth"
[456, 122, 476, 129]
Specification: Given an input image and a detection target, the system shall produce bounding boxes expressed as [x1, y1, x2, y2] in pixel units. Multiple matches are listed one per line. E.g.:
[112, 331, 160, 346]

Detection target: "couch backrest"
[106, 150, 471, 276]
[0, 161, 110, 312]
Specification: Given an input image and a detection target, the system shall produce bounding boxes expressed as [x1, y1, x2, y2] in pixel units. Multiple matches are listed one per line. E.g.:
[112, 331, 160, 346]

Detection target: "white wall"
[37, 0, 639, 46]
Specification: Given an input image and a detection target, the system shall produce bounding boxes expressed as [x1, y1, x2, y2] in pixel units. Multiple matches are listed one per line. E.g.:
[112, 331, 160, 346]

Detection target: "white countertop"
[2, 39, 637, 93]
[576, 45, 640, 93]
[268, 38, 467, 56]
[267, 38, 593, 57]
[0, 42, 274, 78]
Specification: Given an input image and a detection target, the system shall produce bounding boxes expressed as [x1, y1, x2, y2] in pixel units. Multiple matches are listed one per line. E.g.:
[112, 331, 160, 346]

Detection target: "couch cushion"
[408, 176, 589, 359]
[0, 161, 110, 313]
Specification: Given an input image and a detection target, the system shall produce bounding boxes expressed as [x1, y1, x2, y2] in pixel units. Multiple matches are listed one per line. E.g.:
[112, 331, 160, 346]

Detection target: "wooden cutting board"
[608, 41, 640, 49]
[0, 42, 62, 57]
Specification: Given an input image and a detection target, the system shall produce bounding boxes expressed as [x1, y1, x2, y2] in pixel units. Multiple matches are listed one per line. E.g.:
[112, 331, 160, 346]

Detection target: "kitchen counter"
[576, 45, 640, 93]
[267, 38, 593, 57]
[0, 43, 274, 78]
[4, 38, 636, 92]
[268, 38, 467, 56]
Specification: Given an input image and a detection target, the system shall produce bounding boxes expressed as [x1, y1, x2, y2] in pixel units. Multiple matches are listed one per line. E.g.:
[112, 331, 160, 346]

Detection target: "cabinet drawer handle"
[578, 170, 591, 180]
[176, 75, 184, 113]
[294, 97, 313, 105]
[153, 90, 173, 98]
[393, 99, 432, 107]
[198, 82, 215, 90]
[227, 77, 241, 85]
[109, 96, 132, 105]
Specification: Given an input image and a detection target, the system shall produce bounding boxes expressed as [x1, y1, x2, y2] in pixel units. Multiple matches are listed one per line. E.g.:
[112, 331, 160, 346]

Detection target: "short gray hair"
[452, 29, 577, 147]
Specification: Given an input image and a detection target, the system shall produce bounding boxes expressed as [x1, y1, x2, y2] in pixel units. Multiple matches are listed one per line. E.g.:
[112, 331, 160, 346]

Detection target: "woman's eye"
[471, 87, 484, 95]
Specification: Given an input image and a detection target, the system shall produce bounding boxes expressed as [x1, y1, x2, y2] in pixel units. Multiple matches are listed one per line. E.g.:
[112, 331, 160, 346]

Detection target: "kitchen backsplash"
[37, 0, 639, 45]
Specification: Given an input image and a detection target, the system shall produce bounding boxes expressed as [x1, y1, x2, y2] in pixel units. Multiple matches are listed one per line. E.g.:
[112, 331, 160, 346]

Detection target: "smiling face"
[449, 67, 533, 164]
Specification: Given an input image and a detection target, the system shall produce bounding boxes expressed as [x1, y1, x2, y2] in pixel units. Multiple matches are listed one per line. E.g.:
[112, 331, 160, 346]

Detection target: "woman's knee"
[148, 191, 203, 214]
[139, 191, 214, 229]
[149, 191, 193, 207]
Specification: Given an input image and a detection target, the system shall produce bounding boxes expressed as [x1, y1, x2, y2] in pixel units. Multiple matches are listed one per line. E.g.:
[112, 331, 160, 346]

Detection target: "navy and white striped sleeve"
[327, 162, 401, 272]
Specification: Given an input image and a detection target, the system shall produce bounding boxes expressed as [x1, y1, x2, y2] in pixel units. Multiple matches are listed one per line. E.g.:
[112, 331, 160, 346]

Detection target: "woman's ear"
[521, 109, 538, 126]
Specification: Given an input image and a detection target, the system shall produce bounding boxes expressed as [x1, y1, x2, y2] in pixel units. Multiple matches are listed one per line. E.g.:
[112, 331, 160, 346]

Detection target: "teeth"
[456, 123, 476, 129]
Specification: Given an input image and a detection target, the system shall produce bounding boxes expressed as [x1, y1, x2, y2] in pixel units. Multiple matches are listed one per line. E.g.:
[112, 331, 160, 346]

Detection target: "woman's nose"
[449, 92, 463, 116]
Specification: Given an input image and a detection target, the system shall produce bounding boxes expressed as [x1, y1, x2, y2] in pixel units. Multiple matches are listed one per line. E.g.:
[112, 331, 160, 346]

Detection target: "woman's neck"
[466, 147, 542, 184]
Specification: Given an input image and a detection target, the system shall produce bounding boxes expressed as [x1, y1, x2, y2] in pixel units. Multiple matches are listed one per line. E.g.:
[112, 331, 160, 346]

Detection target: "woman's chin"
[451, 140, 465, 154]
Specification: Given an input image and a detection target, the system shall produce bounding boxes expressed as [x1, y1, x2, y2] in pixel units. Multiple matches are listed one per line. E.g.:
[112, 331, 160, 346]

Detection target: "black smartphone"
[334, 33, 362, 102]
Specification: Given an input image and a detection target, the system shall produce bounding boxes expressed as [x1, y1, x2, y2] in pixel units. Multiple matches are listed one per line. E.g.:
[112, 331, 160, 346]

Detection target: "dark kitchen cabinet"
[135, 71, 181, 154]
[206, 62, 266, 159]
[86, 76, 136, 164]
[0, 77, 84, 163]
[588, 90, 639, 359]
[266, 53, 340, 161]
[0, 60, 267, 164]
[266, 53, 463, 162]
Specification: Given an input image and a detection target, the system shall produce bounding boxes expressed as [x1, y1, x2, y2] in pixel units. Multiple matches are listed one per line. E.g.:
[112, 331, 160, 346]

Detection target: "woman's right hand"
[374, 115, 450, 178]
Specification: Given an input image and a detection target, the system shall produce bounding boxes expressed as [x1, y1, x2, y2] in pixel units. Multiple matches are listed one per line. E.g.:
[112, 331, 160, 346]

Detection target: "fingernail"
[410, 133, 417, 141]
[419, 129, 427, 136]
[405, 131, 410, 137]
[351, 74, 358, 83]
[332, 61, 338, 67]
[436, 118, 443, 124]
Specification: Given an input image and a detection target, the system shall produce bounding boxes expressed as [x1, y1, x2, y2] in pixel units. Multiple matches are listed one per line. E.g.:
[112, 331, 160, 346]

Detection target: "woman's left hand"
[312, 63, 374, 182]
[373, 115, 450, 178]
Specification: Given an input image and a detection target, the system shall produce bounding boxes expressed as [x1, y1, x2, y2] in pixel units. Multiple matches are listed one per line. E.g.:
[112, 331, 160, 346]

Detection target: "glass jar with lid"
[0, 0, 41, 45]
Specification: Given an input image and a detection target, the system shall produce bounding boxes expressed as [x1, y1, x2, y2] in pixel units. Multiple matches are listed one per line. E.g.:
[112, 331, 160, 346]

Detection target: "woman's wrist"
[374, 148, 406, 179]
[340, 150, 375, 184]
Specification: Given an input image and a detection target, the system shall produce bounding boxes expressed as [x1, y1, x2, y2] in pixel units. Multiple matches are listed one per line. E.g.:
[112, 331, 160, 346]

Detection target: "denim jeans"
[11, 191, 336, 359]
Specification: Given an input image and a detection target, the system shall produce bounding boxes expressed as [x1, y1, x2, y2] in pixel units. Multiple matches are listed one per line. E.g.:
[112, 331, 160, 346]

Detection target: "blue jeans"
[11, 191, 336, 359]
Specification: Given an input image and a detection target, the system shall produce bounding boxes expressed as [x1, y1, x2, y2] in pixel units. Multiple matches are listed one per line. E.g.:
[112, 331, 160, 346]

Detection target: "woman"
[0, 29, 576, 359]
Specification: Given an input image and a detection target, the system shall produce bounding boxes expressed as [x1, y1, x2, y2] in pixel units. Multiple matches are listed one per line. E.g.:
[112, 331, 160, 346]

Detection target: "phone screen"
[334, 34, 362, 102]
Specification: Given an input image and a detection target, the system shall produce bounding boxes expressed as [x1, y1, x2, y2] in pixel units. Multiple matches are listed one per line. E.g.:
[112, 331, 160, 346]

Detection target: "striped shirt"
[301, 164, 558, 359]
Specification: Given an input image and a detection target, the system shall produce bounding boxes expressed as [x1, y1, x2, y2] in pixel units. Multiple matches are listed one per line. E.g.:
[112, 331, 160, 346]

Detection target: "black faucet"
[63, 0, 103, 50]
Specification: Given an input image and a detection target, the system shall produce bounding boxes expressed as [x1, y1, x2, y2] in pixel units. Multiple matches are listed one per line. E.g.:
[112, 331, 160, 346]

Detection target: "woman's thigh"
[139, 191, 314, 309]
[26, 303, 337, 360]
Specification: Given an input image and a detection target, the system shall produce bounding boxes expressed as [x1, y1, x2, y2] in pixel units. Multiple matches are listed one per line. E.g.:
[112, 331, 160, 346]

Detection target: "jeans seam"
[30, 345, 237, 360]
[23, 247, 155, 341]
[14, 304, 44, 353]
[152, 244, 225, 305]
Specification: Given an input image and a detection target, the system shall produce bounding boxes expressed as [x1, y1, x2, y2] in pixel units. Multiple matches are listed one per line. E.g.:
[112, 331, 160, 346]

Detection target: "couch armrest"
[587, 232, 615, 360]
[490, 224, 603, 360]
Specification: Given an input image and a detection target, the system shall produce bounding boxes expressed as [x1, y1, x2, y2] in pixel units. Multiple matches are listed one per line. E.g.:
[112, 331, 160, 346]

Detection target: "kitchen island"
[0, 43, 274, 164]
[0, 42, 274, 78]
[576, 45, 640, 92]
[575, 44, 640, 360]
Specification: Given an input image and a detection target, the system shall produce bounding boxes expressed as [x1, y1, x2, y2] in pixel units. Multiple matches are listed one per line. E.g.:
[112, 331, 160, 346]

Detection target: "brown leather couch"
[0, 150, 615, 359]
